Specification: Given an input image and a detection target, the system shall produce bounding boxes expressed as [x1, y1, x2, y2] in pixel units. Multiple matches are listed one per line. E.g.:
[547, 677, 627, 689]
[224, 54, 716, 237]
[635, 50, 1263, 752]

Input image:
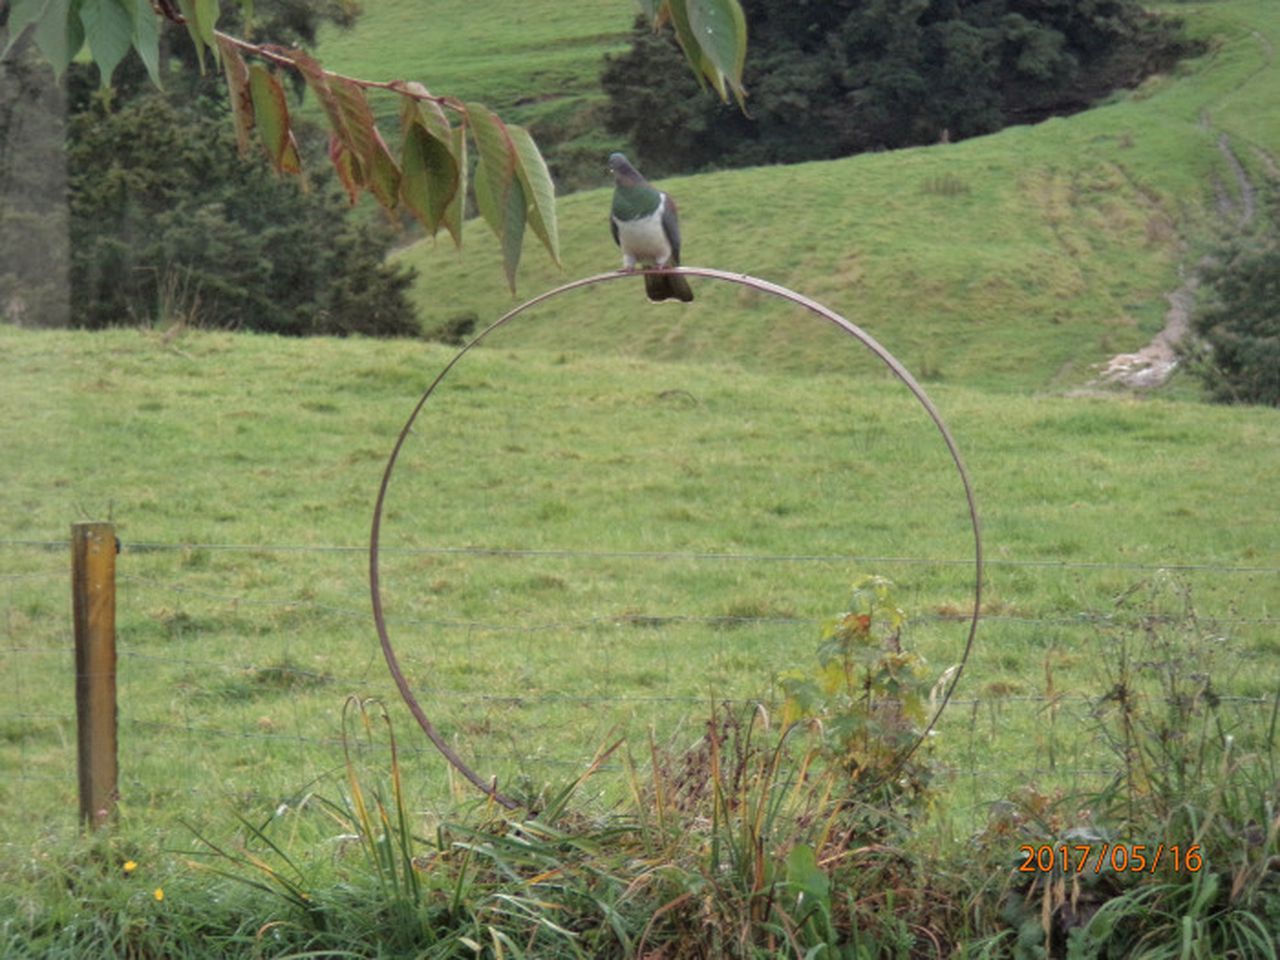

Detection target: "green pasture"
[313, 0, 629, 112]
[310, 0, 632, 174]
[2, 325, 1276, 858]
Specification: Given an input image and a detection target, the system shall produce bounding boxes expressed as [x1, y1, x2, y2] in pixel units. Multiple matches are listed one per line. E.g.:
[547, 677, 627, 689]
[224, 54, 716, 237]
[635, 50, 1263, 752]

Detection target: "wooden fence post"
[71, 522, 118, 829]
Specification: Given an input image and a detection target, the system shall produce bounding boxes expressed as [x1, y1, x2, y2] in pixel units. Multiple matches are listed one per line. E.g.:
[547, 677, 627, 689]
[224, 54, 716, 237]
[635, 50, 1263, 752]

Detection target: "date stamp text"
[1018, 843, 1203, 875]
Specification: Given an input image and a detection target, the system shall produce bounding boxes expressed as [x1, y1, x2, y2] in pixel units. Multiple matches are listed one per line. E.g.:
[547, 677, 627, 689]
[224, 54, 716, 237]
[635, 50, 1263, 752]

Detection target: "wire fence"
[2, 536, 1277, 839]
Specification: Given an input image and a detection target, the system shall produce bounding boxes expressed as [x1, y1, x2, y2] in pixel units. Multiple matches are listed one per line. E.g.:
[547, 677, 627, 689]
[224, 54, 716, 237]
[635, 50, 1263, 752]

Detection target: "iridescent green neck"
[612, 183, 660, 221]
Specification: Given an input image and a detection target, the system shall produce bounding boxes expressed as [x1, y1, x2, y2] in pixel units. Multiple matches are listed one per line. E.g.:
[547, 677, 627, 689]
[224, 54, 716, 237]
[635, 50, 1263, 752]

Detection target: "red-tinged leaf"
[329, 134, 361, 205]
[249, 63, 300, 176]
[293, 48, 363, 178]
[507, 124, 559, 266]
[467, 103, 517, 179]
[467, 102, 517, 239]
[328, 77, 391, 198]
[280, 128, 302, 177]
[400, 106, 459, 239]
[217, 35, 254, 155]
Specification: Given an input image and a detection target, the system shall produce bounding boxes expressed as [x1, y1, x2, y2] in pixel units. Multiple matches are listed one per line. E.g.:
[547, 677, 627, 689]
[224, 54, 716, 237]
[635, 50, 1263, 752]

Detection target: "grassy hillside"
[311, 0, 634, 183]
[380, 0, 1279, 393]
[314, 0, 629, 112]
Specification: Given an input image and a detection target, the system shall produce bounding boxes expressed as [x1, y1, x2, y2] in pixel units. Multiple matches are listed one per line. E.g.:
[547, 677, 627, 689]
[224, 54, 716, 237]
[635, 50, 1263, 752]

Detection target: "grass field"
[310, 0, 634, 185]
[2, 321, 1277, 952]
[3, 0, 1280, 954]
[3, 323, 1277, 827]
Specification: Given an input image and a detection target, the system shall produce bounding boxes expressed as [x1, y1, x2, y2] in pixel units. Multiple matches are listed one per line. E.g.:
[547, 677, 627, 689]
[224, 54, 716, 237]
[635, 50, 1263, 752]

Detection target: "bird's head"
[608, 152, 643, 187]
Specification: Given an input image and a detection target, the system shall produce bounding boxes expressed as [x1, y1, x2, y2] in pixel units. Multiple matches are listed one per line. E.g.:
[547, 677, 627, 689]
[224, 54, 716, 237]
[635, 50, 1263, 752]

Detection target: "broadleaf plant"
[779, 576, 936, 806]
[4, 0, 746, 290]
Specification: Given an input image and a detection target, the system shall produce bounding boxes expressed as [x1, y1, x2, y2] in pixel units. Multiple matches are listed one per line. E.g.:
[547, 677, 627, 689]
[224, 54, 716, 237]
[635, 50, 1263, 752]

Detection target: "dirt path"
[1087, 133, 1257, 392]
[1092, 272, 1197, 389]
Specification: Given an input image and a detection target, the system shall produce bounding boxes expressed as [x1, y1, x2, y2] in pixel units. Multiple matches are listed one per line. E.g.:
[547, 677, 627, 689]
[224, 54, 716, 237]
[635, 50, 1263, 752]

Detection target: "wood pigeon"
[608, 153, 694, 303]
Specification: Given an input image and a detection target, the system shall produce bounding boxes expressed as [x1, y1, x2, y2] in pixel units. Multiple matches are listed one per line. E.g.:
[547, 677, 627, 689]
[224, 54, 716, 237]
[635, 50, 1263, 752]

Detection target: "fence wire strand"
[2, 537, 1277, 832]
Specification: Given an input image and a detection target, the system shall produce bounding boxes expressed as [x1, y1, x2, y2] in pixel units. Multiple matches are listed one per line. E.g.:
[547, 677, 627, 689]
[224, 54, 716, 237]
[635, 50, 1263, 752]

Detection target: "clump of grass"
[971, 573, 1280, 957]
[177, 588, 966, 957]
[920, 173, 972, 197]
[198, 657, 334, 702]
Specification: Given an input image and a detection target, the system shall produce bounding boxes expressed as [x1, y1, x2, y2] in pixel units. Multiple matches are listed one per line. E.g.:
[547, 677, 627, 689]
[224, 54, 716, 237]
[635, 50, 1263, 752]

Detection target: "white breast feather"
[614, 197, 673, 268]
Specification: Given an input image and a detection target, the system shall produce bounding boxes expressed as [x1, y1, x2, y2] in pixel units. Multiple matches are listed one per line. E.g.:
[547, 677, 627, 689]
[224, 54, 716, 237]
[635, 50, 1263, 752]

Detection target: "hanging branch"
[5, 0, 746, 293]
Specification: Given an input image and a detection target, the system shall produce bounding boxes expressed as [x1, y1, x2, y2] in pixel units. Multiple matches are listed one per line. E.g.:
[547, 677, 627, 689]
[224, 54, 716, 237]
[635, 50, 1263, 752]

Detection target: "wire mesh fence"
[2, 535, 1277, 841]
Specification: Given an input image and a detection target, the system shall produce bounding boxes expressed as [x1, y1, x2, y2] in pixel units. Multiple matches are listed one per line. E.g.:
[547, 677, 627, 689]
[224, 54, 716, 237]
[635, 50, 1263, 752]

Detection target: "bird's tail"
[644, 271, 694, 303]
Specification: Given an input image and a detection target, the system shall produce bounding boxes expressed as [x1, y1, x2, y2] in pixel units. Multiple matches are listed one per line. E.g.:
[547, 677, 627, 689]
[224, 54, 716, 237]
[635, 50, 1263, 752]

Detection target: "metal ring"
[370, 267, 983, 810]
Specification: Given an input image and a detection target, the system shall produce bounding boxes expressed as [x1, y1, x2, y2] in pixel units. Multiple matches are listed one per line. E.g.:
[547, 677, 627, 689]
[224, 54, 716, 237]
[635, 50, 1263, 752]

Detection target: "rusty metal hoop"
[370, 267, 984, 810]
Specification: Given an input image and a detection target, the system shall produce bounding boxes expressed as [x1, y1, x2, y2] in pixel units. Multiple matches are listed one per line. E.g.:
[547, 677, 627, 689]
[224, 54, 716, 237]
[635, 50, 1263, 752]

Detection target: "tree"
[67, 85, 419, 335]
[1186, 201, 1280, 406]
[3, 0, 748, 294]
[0, 34, 69, 327]
[603, 0, 1195, 175]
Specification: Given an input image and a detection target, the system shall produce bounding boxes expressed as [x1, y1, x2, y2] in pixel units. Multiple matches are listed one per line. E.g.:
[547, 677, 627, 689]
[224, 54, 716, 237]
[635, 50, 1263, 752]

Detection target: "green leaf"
[129, 0, 161, 87]
[635, 0, 659, 21]
[445, 123, 467, 246]
[174, 0, 204, 71]
[687, 0, 747, 104]
[248, 63, 301, 175]
[31, 0, 85, 79]
[2, 0, 54, 61]
[175, 0, 217, 72]
[364, 126, 401, 211]
[500, 176, 527, 294]
[507, 124, 559, 266]
[194, 0, 218, 49]
[79, 0, 133, 87]
[785, 843, 830, 906]
[400, 104, 460, 239]
[663, 0, 704, 89]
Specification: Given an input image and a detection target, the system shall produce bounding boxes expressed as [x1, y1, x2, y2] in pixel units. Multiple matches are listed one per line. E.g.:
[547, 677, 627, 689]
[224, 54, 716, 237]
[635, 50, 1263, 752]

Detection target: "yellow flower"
[122, 861, 137, 874]
[153, 888, 164, 902]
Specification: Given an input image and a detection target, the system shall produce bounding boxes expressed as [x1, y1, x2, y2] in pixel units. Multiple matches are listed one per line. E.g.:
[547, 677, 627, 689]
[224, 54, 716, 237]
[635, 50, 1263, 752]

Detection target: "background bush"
[601, 0, 1197, 176]
[67, 85, 419, 337]
[1188, 193, 1280, 406]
